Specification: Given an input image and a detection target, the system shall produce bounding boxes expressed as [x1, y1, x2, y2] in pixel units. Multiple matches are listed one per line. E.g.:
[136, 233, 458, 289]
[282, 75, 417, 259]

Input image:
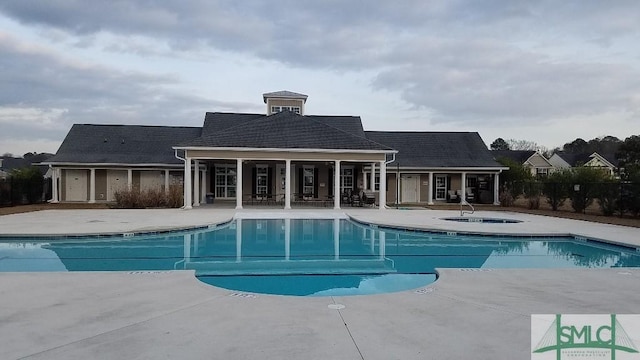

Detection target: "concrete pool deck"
[1, 208, 639, 359]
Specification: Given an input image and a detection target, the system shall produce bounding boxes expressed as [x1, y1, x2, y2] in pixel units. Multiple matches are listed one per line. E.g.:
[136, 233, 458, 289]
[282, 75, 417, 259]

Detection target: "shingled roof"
[491, 150, 537, 164]
[366, 131, 504, 168]
[46, 124, 202, 165]
[182, 111, 392, 151]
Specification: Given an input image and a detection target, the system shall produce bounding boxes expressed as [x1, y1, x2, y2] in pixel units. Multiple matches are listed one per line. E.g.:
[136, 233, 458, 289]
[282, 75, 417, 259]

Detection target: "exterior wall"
[64, 169, 88, 202]
[95, 170, 107, 201]
[386, 173, 397, 204]
[140, 170, 164, 191]
[450, 174, 462, 194]
[419, 174, 430, 202]
[133, 170, 141, 189]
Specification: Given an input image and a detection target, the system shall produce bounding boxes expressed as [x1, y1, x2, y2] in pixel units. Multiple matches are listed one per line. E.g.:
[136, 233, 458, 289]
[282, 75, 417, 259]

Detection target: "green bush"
[595, 180, 619, 216]
[9, 167, 45, 204]
[568, 167, 612, 213]
[542, 170, 572, 211]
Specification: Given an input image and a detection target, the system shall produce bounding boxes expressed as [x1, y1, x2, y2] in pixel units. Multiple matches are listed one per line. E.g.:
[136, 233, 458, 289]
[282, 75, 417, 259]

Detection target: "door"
[401, 175, 418, 203]
[107, 170, 128, 201]
[435, 175, 447, 200]
[65, 169, 87, 201]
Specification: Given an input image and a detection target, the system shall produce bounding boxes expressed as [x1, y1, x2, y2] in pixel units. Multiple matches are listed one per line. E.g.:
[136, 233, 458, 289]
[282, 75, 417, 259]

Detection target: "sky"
[1, 0, 640, 157]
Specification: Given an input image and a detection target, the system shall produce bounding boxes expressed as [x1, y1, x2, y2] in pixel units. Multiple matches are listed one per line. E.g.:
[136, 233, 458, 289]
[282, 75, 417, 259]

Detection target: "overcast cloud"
[1, 0, 639, 156]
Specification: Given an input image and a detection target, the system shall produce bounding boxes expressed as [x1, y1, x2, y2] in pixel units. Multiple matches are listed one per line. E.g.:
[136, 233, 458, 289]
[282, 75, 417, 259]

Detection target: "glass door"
[435, 175, 446, 200]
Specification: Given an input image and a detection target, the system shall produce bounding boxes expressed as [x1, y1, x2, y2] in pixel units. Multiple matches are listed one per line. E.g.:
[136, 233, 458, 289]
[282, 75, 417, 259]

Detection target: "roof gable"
[367, 131, 503, 168]
[183, 111, 391, 151]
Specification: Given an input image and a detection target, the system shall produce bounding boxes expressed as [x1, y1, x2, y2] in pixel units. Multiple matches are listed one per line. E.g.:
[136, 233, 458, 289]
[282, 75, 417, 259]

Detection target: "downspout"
[384, 152, 397, 210]
[174, 149, 187, 209]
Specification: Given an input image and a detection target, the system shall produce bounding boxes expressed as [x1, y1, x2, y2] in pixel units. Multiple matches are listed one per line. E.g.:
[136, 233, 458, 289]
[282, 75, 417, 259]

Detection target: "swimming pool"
[1, 218, 638, 296]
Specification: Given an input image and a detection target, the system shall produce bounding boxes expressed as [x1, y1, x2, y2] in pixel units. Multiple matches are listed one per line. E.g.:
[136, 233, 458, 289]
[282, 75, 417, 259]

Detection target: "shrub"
[113, 185, 183, 208]
[9, 167, 45, 204]
[523, 181, 542, 210]
[596, 180, 619, 216]
[569, 167, 612, 213]
[542, 170, 572, 211]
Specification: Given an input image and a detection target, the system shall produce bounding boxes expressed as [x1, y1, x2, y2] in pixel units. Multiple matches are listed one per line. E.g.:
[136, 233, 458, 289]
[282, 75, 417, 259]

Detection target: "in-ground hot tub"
[441, 217, 523, 224]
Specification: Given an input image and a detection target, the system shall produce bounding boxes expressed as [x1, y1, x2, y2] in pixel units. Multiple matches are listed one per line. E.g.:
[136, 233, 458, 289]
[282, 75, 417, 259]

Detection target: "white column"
[127, 169, 133, 190]
[427, 172, 434, 205]
[236, 219, 242, 262]
[284, 218, 291, 260]
[236, 158, 243, 209]
[333, 218, 340, 260]
[370, 162, 376, 191]
[461, 172, 467, 204]
[51, 167, 59, 203]
[201, 167, 207, 203]
[193, 160, 200, 207]
[363, 168, 367, 191]
[379, 160, 386, 210]
[494, 172, 501, 205]
[284, 159, 291, 209]
[334, 160, 341, 209]
[183, 157, 192, 209]
[89, 169, 96, 203]
[164, 169, 170, 195]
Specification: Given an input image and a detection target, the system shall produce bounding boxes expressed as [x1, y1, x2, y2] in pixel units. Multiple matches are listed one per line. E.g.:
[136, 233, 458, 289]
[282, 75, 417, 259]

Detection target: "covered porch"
[178, 148, 395, 210]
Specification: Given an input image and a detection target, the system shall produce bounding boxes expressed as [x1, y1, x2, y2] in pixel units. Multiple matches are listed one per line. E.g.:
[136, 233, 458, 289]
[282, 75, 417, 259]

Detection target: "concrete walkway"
[1, 208, 639, 359]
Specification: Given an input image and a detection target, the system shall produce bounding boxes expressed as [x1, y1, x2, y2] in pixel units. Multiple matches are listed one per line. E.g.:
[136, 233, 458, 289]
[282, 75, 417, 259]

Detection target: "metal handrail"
[460, 201, 475, 216]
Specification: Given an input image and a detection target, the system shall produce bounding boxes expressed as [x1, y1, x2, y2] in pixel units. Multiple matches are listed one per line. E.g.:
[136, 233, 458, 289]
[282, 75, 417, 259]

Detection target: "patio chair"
[351, 193, 362, 207]
[447, 190, 459, 203]
[465, 188, 475, 203]
[362, 191, 376, 206]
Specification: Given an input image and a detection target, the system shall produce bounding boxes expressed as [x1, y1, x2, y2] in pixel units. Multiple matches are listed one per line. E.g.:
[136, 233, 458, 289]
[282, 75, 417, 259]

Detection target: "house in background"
[44, 91, 506, 208]
[548, 151, 619, 177]
[492, 150, 554, 177]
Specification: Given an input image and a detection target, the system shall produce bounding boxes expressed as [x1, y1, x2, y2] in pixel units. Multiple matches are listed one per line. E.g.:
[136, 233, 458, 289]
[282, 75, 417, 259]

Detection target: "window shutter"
[298, 167, 303, 196]
[313, 167, 319, 197]
[328, 168, 333, 197]
[251, 167, 256, 196]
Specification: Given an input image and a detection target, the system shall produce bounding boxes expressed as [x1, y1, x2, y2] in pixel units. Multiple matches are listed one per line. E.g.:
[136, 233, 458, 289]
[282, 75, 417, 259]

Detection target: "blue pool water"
[1, 218, 639, 296]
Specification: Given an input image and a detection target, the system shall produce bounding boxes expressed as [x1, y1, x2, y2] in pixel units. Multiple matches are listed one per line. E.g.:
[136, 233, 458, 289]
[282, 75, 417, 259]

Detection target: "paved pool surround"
[0, 207, 639, 359]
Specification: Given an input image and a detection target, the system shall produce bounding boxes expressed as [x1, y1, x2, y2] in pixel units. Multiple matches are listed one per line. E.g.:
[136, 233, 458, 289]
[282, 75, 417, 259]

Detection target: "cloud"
[0, 31, 259, 154]
[0, 0, 639, 154]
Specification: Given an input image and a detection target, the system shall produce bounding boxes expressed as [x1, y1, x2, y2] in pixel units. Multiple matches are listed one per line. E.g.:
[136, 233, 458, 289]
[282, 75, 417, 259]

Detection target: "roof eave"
[173, 146, 397, 154]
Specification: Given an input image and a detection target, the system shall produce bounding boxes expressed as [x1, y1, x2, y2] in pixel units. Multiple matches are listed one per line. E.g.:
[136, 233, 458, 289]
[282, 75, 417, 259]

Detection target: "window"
[340, 167, 354, 194]
[435, 175, 446, 200]
[374, 174, 380, 191]
[303, 166, 314, 197]
[536, 168, 549, 177]
[271, 106, 301, 114]
[215, 164, 236, 198]
[256, 165, 268, 196]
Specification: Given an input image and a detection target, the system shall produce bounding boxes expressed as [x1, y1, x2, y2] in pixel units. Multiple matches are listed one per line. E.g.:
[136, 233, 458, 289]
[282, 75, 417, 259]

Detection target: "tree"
[496, 157, 532, 206]
[506, 139, 540, 151]
[490, 138, 510, 150]
[568, 167, 611, 213]
[562, 138, 589, 153]
[616, 135, 640, 180]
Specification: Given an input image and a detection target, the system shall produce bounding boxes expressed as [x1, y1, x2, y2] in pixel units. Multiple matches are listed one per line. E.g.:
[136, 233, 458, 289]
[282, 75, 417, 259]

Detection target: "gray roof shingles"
[46, 124, 202, 165]
[186, 111, 391, 151]
[366, 131, 504, 168]
[491, 150, 536, 164]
